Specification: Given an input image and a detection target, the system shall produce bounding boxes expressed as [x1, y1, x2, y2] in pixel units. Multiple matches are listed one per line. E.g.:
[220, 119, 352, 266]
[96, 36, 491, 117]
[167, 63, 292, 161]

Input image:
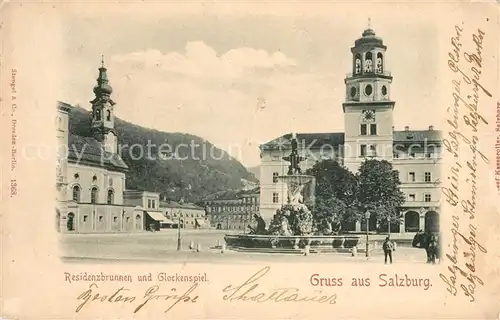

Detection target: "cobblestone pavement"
[60, 229, 429, 264]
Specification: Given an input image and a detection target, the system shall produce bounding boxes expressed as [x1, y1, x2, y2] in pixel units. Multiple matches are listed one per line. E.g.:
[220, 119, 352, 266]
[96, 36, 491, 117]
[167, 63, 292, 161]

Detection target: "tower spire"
[368, 17, 371, 29]
[101, 54, 105, 68]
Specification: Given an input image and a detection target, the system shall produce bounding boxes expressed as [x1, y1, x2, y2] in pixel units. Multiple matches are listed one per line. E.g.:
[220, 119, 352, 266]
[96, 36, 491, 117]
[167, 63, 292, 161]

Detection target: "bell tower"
[342, 22, 395, 172]
[90, 56, 117, 154]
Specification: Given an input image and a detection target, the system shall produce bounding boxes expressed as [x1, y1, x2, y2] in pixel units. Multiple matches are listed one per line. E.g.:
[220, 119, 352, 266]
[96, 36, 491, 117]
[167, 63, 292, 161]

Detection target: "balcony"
[346, 71, 392, 78]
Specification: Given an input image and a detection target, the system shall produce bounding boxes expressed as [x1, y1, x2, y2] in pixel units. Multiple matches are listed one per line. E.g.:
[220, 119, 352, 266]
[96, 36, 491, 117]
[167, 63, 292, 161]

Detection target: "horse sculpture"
[412, 231, 440, 263]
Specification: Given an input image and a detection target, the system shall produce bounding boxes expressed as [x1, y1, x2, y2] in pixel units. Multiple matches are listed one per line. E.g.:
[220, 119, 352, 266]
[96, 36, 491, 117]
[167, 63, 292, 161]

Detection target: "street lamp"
[177, 197, 184, 251]
[365, 210, 370, 257]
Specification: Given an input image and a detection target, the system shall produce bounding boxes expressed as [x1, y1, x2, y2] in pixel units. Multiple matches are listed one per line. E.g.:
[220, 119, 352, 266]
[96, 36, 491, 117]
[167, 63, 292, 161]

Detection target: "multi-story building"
[161, 200, 208, 229]
[56, 62, 203, 233]
[259, 27, 441, 234]
[201, 187, 260, 231]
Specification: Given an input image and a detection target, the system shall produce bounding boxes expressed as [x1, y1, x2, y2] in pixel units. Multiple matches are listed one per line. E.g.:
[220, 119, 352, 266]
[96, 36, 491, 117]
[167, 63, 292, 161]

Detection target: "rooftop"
[260, 129, 442, 150]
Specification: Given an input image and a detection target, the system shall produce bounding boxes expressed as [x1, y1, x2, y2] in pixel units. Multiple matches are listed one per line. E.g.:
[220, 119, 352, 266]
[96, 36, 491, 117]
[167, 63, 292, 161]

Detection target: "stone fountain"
[223, 133, 361, 254]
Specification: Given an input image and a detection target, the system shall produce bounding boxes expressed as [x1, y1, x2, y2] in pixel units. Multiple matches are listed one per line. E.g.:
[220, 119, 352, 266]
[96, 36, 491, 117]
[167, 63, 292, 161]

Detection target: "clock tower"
[342, 26, 395, 172]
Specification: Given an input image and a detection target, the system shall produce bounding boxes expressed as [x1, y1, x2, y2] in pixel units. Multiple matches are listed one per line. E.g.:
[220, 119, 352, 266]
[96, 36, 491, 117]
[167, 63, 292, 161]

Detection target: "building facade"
[259, 28, 441, 234]
[201, 188, 260, 231]
[56, 63, 163, 233]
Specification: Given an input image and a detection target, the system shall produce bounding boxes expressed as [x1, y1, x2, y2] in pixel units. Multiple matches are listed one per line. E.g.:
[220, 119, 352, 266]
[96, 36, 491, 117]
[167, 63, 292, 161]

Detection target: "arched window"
[107, 189, 114, 204]
[72, 185, 80, 202]
[364, 52, 373, 73]
[91, 187, 98, 204]
[355, 53, 362, 74]
[106, 110, 111, 121]
[376, 52, 383, 73]
[95, 109, 101, 121]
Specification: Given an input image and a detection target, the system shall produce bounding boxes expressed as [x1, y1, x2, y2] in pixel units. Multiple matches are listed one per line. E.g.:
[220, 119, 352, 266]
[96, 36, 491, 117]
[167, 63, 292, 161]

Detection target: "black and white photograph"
[55, 11, 444, 265]
[2, 2, 499, 319]
[55, 10, 443, 263]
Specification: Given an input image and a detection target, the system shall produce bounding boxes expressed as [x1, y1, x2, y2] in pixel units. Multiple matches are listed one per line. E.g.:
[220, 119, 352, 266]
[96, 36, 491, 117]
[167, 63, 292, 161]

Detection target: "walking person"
[428, 234, 438, 264]
[383, 236, 395, 264]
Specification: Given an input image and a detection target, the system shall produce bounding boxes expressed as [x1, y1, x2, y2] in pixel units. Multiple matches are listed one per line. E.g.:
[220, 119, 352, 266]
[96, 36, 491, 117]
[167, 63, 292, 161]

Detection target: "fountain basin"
[224, 234, 362, 254]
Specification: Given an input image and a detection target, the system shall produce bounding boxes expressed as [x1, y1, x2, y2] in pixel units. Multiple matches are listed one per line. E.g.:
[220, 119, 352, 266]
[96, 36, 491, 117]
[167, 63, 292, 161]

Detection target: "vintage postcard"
[1, 1, 499, 319]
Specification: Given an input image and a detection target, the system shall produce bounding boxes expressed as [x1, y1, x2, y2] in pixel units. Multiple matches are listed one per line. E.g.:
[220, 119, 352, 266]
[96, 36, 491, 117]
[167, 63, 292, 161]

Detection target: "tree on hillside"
[306, 159, 359, 234]
[357, 159, 405, 229]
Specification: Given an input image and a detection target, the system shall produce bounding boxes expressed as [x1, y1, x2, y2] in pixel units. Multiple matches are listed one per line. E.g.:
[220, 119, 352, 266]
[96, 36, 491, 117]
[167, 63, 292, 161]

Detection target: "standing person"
[383, 236, 395, 264]
[428, 234, 438, 264]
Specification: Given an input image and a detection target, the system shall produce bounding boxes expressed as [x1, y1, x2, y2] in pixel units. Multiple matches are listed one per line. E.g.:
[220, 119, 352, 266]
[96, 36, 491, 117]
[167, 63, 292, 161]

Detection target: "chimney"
[404, 126, 409, 131]
[392, 126, 395, 132]
[429, 125, 434, 131]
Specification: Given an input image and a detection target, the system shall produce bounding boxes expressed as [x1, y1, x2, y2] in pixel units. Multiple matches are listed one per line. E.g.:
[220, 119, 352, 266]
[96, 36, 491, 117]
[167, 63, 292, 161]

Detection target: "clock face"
[381, 85, 387, 96]
[364, 84, 373, 96]
[362, 110, 376, 122]
[350, 87, 357, 97]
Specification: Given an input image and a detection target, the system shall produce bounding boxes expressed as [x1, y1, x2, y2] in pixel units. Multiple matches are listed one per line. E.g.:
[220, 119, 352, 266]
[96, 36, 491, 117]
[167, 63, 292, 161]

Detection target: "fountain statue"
[223, 132, 360, 253]
[266, 133, 315, 236]
[279, 133, 314, 206]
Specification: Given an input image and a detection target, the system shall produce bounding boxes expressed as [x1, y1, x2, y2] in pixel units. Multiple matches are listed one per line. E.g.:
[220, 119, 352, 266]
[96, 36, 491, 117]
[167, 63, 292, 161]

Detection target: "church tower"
[90, 56, 117, 154]
[342, 23, 395, 172]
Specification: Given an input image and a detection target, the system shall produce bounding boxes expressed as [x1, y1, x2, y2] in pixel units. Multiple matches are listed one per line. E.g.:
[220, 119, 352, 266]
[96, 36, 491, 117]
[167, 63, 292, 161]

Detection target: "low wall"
[224, 234, 361, 250]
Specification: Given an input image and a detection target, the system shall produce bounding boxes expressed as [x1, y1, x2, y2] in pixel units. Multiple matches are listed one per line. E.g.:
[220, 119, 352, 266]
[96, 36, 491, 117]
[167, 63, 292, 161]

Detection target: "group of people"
[381, 230, 440, 264]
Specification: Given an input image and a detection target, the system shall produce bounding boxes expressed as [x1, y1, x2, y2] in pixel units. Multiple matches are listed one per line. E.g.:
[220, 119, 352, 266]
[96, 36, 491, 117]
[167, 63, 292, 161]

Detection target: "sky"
[58, 4, 449, 167]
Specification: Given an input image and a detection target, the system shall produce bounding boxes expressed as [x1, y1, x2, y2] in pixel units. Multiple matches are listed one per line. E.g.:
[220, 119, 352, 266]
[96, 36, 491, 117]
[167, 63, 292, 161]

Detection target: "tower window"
[272, 193, 279, 204]
[364, 84, 373, 96]
[106, 110, 111, 121]
[272, 172, 279, 183]
[360, 145, 367, 157]
[370, 124, 377, 135]
[355, 54, 361, 74]
[107, 189, 114, 204]
[376, 52, 384, 73]
[425, 172, 431, 182]
[381, 85, 388, 96]
[95, 109, 101, 121]
[72, 185, 80, 202]
[360, 124, 367, 135]
[91, 187, 98, 204]
[364, 52, 373, 73]
[350, 86, 357, 98]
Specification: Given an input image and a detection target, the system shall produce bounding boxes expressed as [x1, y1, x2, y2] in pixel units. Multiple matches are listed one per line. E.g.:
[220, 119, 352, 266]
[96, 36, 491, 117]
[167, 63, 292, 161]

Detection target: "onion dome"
[93, 66, 113, 96]
[354, 27, 385, 48]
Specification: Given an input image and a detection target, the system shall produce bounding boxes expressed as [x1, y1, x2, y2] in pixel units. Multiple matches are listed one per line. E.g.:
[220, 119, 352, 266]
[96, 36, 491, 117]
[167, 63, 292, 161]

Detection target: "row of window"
[94, 109, 112, 121]
[270, 192, 434, 204]
[408, 193, 433, 202]
[358, 145, 438, 159]
[354, 52, 384, 74]
[72, 185, 115, 204]
[211, 214, 250, 221]
[169, 213, 204, 218]
[406, 172, 433, 183]
[393, 152, 437, 159]
[207, 205, 257, 213]
[206, 197, 258, 205]
[272, 170, 434, 184]
[81, 214, 140, 223]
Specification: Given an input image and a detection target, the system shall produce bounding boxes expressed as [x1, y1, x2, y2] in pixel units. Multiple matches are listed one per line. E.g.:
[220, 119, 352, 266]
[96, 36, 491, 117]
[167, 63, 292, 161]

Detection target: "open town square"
[61, 229, 429, 264]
